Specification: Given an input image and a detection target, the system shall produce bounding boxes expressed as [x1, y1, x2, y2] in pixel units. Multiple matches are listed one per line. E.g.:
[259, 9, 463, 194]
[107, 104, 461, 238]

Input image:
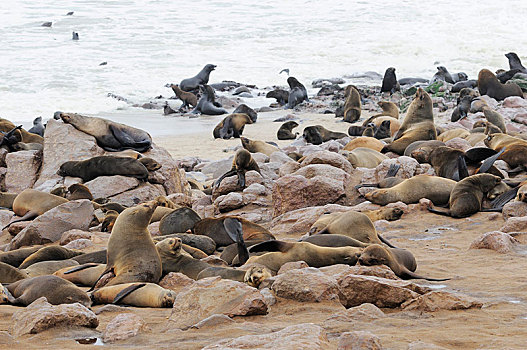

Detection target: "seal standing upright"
[477, 69, 523, 101]
[192, 85, 228, 115]
[277, 121, 299, 140]
[381, 67, 400, 94]
[343, 85, 362, 123]
[180, 64, 216, 91]
[28, 117, 45, 136]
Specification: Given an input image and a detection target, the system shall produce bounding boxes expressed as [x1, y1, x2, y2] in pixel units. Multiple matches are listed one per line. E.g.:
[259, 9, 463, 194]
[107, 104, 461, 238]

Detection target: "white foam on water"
[0, 0, 525, 125]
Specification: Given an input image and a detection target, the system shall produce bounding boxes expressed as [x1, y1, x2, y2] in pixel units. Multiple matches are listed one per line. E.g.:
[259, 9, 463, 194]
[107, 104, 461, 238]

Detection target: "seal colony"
[1, 52, 527, 348]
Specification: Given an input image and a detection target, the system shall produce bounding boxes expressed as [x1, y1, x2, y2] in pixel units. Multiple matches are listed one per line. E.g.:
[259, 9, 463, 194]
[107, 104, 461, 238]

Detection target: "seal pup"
[339, 147, 388, 168]
[102, 210, 119, 232]
[192, 85, 228, 115]
[241, 137, 280, 156]
[380, 67, 400, 94]
[170, 84, 197, 109]
[232, 104, 258, 123]
[451, 80, 477, 92]
[431, 66, 454, 83]
[287, 77, 308, 102]
[6, 275, 91, 307]
[28, 117, 45, 136]
[374, 101, 399, 119]
[197, 265, 272, 288]
[58, 156, 157, 181]
[0, 118, 43, 144]
[303, 125, 347, 145]
[214, 149, 261, 189]
[505, 52, 527, 73]
[158, 207, 202, 235]
[277, 121, 299, 140]
[451, 94, 473, 122]
[477, 69, 523, 101]
[359, 244, 449, 281]
[180, 64, 216, 91]
[429, 173, 502, 218]
[342, 85, 362, 123]
[213, 113, 253, 139]
[91, 282, 176, 308]
[266, 89, 288, 106]
[482, 107, 507, 133]
[57, 112, 152, 152]
[156, 237, 211, 279]
[91, 199, 163, 288]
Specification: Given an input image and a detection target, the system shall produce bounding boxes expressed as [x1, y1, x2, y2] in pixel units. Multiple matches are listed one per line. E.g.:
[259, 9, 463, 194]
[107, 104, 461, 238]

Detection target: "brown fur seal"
[303, 125, 348, 145]
[3, 189, 68, 229]
[241, 137, 280, 156]
[158, 207, 202, 235]
[381, 67, 400, 93]
[54, 263, 106, 286]
[214, 149, 261, 189]
[18, 246, 83, 269]
[343, 137, 384, 152]
[277, 121, 299, 140]
[374, 101, 399, 119]
[246, 241, 362, 273]
[437, 128, 470, 142]
[340, 147, 388, 168]
[6, 275, 91, 306]
[213, 113, 253, 139]
[150, 206, 176, 223]
[180, 64, 216, 91]
[0, 246, 42, 267]
[67, 183, 93, 200]
[482, 107, 507, 133]
[477, 69, 523, 101]
[484, 133, 527, 169]
[0, 192, 17, 209]
[101, 210, 119, 232]
[153, 233, 216, 255]
[404, 140, 446, 159]
[362, 125, 375, 137]
[156, 237, 211, 279]
[193, 216, 274, 247]
[359, 244, 448, 281]
[170, 84, 197, 109]
[343, 85, 361, 123]
[57, 112, 152, 152]
[197, 265, 272, 288]
[483, 122, 503, 135]
[363, 207, 404, 222]
[93, 199, 162, 288]
[365, 175, 456, 206]
[23, 259, 79, 277]
[72, 250, 108, 264]
[0, 118, 44, 144]
[429, 173, 502, 218]
[58, 156, 160, 182]
[91, 282, 176, 308]
[382, 88, 436, 155]
[364, 116, 400, 137]
[0, 261, 28, 283]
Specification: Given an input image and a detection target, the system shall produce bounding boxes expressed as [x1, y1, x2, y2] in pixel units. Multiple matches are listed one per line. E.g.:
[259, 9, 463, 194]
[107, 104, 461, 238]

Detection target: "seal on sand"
[180, 64, 216, 92]
[277, 121, 299, 140]
[213, 113, 253, 139]
[170, 84, 197, 109]
[342, 85, 362, 123]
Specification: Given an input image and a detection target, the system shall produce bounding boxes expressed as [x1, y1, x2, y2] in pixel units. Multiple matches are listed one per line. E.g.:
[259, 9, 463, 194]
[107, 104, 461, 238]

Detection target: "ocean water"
[0, 0, 526, 125]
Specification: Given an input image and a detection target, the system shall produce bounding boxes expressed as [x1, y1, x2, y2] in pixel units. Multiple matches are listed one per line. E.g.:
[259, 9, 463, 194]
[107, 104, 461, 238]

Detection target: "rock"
[320, 140, 344, 153]
[60, 229, 92, 245]
[34, 119, 105, 188]
[63, 238, 93, 250]
[5, 150, 41, 193]
[10, 200, 94, 250]
[143, 144, 190, 195]
[300, 151, 353, 173]
[200, 255, 228, 266]
[270, 151, 295, 165]
[502, 201, 527, 220]
[7, 221, 30, 237]
[277, 261, 309, 274]
[215, 192, 244, 212]
[202, 323, 329, 350]
[0, 148, 9, 167]
[190, 314, 234, 329]
[94, 305, 131, 315]
[299, 145, 324, 156]
[11, 297, 98, 337]
[469, 231, 519, 253]
[103, 313, 147, 343]
[159, 272, 195, 294]
[84, 176, 140, 199]
[168, 277, 268, 329]
[371, 156, 421, 183]
[321, 265, 398, 281]
[503, 96, 527, 108]
[445, 137, 472, 152]
[147, 221, 161, 236]
[260, 288, 277, 306]
[271, 267, 341, 303]
[501, 217, 527, 233]
[213, 171, 264, 197]
[278, 161, 302, 177]
[401, 291, 483, 312]
[0, 211, 13, 230]
[108, 183, 166, 207]
[270, 204, 351, 236]
[337, 275, 428, 308]
[243, 183, 268, 196]
[408, 341, 448, 350]
[326, 303, 385, 323]
[337, 331, 383, 350]
[198, 158, 233, 179]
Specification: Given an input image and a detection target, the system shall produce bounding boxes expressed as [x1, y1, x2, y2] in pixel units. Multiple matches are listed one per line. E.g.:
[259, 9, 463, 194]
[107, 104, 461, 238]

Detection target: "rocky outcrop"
[5, 150, 41, 193]
[271, 267, 341, 303]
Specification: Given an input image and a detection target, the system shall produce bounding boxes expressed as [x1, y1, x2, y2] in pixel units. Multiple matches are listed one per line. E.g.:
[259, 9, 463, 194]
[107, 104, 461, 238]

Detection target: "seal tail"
[377, 234, 397, 249]
[2, 211, 39, 231]
[112, 283, 147, 305]
[223, 218, 249, 266]
[427, 207, 452, 217]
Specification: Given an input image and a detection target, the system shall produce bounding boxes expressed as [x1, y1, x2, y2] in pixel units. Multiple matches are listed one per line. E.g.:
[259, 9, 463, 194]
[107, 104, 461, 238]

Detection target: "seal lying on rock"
[56, 112, 152, 152]
[91, 282, 177, 308]
[477, 69, 523, 101]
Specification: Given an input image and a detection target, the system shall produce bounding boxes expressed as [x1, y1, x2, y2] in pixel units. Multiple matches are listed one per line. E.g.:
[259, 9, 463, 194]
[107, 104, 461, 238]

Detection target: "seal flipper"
[214, 169, 237, 189]
[112, 283, 147, 305]
[236, 170, 246, 188]
[248, 240, 294, 253]
[2, 211, 39, 230]
[476, 147, 506, 174]
[457, 155, 469, 180]
[386, 164, 400, 178]
[88, 265, 114, 292]
[464, 147, 497, 163]
[63, 263, 99, 275]
[427, 207, 452, 217]
[490, 187, 520, 209]
[377, 234, 397, 249]
[398, 267, 450, 281]
[224, 218, 249, 266]
[354, 184, 380, 189]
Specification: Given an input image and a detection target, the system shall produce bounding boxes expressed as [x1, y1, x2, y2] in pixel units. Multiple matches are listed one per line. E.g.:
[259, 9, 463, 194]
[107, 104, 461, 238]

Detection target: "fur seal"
[340, 147, 388, 168]
[365, 175, 456, 206]
[398, 77, 428, 85]
[18, 246, 82, 269]
[92, 199, 162, 288]
[246, 241, 362, 273]
[4, 189, 68, 229]
[28, 117, 45, 136]
[381, 67, 400, 94]
[431, 66, 454, 84]
[359, 244, 448, 281]
[362, 125, 375, 137]
[102, 210, 119, 232]
[158, 207, 202, 235]
[342, 85, 362, 123]
[303, 125, 347, 145]
[57, 112, 152, 152]
[241, 137, 280, 156]
[58, 156, 159, 181]
[477, 69, 523, 101]
[233, 104, 257, 123]
[0, 192, 17, 209]
[67, 183, 93, 200]
[484, 133, 527, 169]
[286, 77, 309, 109]
[180, 64, 216, 91]
[0, 246, 42, 267]
[6, 275, 91, 306]
[451, 80, 477, 92]
[155, 237, 211, 279]
[153, 233, 216, 255]
[497, 69, 521, 84]
[429, 173, 501, 218]
[277, 121, 299, 140]
[505, 52, 527, 73]
[343, 136, 384, 152]
[0, 118, 43, 144]
[23, 259, 79, 277]
[91, 282, 176, 307]
[266, 89, 288, 105]
[437, 129, 470, 143]
[482, 107, 507, 133]
[193, 216, 274, 247]
[215, 149, 261, 189]
[170, 84, 197, 109]
[54, 263, 106, 286]
[382, 88, 436, 155]
[197, 265, 272, 288]
[404, 140, 446, 158]
[192, 85, 228, 115]
[213, 113, 253, 139]
[375, 101, 399, 119]
[0, 261, 28, 283]
[451, 95, 473, 122]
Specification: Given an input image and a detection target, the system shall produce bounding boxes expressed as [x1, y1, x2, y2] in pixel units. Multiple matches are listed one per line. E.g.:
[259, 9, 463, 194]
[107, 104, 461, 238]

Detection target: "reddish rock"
[190, 314, 234, 329]
[338, 331, 383, 350]
[271, 267, 341, 303]
[326, 303, 385, 323]
[159, 272, 195, 295]
[5, 150, 41, 193]
[63, 238, 93, 250]
[503, 96, 527, 108]
[469, 231, 519, 253]
[279, 161, 302, 177]
[502, 201, 527, 220]
[108, 183, 166, 207]
[84, 175, 140, 199]
[401, 291, 483, 312]
[501, 217, 527, 233]
[445, 137, 471, 152]
[143, 144, 191, 196]
[215, 192, 244, 212]
[213, 171, 264, 198]
[60, 229, 92, 245]
[320, 264, 398, 281]
[277, 261, 309, 274]
[103, 313, 148, 343]
[300, 151, 353, 173]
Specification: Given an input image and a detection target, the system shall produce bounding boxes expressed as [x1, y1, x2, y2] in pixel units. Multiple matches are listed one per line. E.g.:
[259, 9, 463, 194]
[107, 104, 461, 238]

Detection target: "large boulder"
[168, 277, 268, 330]
[84, 175, 141, 199]
[9, 200, 94, 250]
[271, 267, 342, 303]
[502, 201, 527, 220]
[10, 297, 98, 337]
[5, 150, 42, 193]
[401, 291, 483, 312]
[143, 144, 190, 196]
[108, 183, 166, 207]
[300, 151, 353, 173]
